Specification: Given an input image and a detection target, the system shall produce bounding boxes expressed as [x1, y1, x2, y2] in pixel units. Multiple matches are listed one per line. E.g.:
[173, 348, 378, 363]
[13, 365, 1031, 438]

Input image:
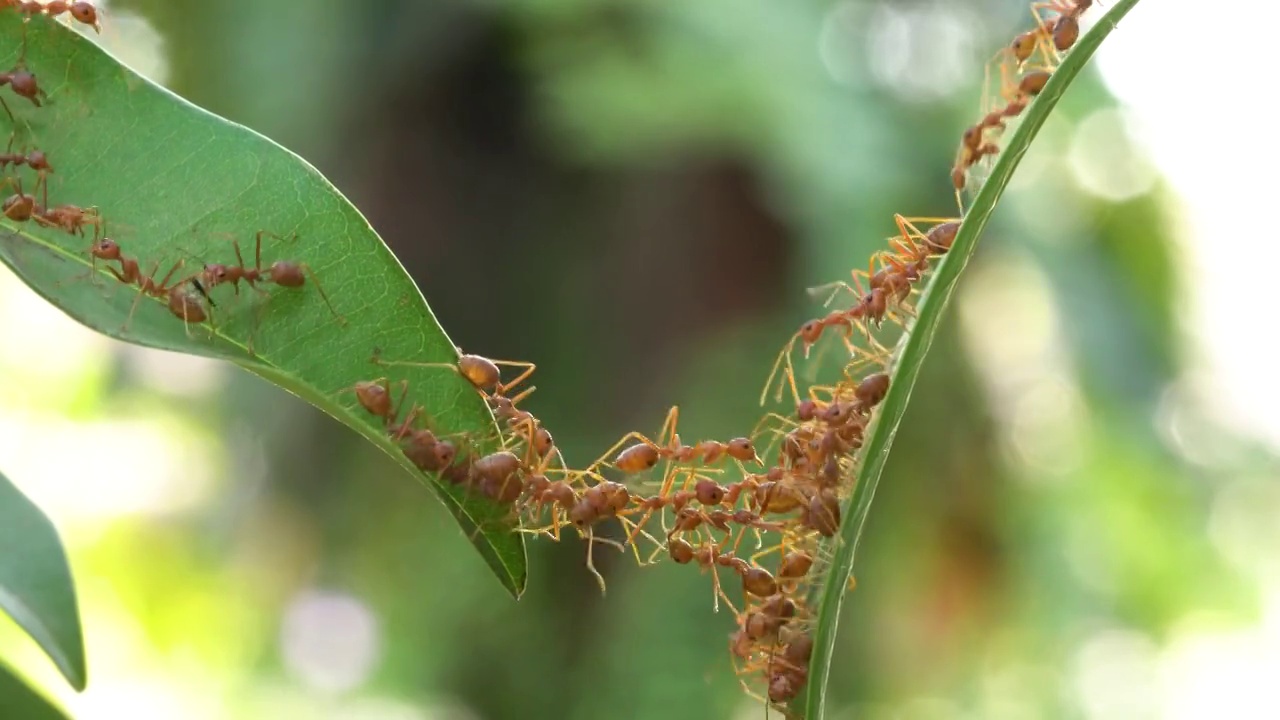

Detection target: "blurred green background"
[3, 0, 1277, 718]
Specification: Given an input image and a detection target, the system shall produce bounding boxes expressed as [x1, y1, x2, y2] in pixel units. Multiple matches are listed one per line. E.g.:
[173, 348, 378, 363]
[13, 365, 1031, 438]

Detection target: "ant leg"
[487, 359, 536, 397]
[391, 406, 424, 443]
[120, 260, 164, 333]
[805, 280, 858, 308]
[617, 514, 664, 566]
[388, 379, 411, 428]
[0, 97, 15, 130]
[655, 405, 681, 451]
[894, 214, 959, 244]
[188, 286, 217, 340]
[582, 528, 608, 595]
[297, 263, 346, 325]
[243, 292, 271, 357]
[777, 350, 803, 407]
[584, 429, 663, 475]
[504, 384, 537, 409]
[254, 230, 277, 274]
[227, 239, 250, 296]
[760, 334, 799, 407]
[371, 355, 460, 376]
[155, 259, 186, 291]
[889, 235, 924, 262]
[981, 47, 1013, 116]
[749, 411, 798, 446]
[36, 168, 47, 212]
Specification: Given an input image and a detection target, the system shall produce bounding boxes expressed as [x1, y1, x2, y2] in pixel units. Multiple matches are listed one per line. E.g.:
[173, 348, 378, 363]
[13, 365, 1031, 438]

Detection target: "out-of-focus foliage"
[0, 0, 1273, 719]
[0, 470, 85, 691]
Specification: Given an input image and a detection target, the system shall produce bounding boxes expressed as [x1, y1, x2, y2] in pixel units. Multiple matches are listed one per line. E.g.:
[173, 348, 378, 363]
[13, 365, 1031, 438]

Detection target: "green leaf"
[800, 1, 1142, 716]
[0, 470, 86, 691]
[0, 660, 72, 720]
[0, 14, 526, 596]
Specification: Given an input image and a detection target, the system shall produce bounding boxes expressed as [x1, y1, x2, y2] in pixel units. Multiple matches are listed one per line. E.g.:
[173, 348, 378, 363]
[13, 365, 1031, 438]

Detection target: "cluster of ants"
[951, 0, 1093, 209]
[362, 3, 1093, 714]
[331, 0, 1094, 714]
[338, 209, 958, 712]
[1, 3, 344, 348]
[0, 0, 1096, 715]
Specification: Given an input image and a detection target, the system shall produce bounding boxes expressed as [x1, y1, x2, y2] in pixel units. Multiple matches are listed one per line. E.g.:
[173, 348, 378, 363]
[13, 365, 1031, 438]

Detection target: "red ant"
[199, 230, 345, 325]
[7, 1, 100, 31]
[40, 2, 101, 32]
[1, 178, 36, 222]
[36, 204, 102, 237]
[0, 141, 52, 206]
[589, 405, 761, 479]
[89, 238, 213, 333]
[339, 377, 410, 430]
[0, 61, 45, 126]
[371, 348, 537, 402]
[125, 258, 211, 333]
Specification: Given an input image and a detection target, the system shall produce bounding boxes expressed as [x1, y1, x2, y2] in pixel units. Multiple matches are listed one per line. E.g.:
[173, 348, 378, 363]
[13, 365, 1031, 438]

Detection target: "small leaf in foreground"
[0, 471, 86, 691]
[0, 660, 72, 720]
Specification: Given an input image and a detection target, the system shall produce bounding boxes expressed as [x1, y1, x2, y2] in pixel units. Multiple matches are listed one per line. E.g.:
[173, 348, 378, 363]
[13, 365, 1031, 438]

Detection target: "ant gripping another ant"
[0, 176, 104, 239]
[588, 404, 762, 480]
[371, 347, 537, 403]
[5, 1, 101, 32]
[0, 140, 52, 207]
[88, 238, 214, 334]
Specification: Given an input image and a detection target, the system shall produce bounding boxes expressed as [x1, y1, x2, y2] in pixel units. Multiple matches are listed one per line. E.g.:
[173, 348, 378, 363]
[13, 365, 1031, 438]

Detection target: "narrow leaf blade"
[0, 661, 72, 720]
[801, 1, 1142, 716]
[0, 471, 86, 691]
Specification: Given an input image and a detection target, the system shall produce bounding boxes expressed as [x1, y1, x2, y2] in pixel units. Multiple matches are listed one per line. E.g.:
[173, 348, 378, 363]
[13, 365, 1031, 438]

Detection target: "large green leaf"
[0, 470, 85, 691]
[0, 14, 525, 596]
[0, 660, 72, 720]
[800, 0, 1142, 716]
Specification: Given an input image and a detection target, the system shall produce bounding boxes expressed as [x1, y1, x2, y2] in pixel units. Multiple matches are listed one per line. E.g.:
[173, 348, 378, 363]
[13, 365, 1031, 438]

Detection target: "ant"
[36, 203, 102, 237]
[371, 348, 537, 402]
[339, 376, 410, 430]
[124, 258, 211, 333]
[32, 2, 102, 33]
[1031, 0, 1091, 54]
[0, 60, 45, 126]
[89, 238, 214, 333]
[588, 405, 761, 480]
[199, 230, 345, 325]
[0, 140, 52, 207]
[517, 472, 641, 594]
[1, 178, 36, 222]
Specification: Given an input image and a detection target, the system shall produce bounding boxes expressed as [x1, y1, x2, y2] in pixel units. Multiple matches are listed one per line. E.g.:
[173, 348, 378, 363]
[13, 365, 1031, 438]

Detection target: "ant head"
[91, 238, 119, 259]
[1010, 31, 1038, 62]
[9, 70, 38, 98]
[71, 2, 98, 26]
[433, 441, 457, 468]
[203, 263, 230, 284]
[726, 437, 759, 463]
[668, 537, 694, 564]
[798, 319, 823, 345]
